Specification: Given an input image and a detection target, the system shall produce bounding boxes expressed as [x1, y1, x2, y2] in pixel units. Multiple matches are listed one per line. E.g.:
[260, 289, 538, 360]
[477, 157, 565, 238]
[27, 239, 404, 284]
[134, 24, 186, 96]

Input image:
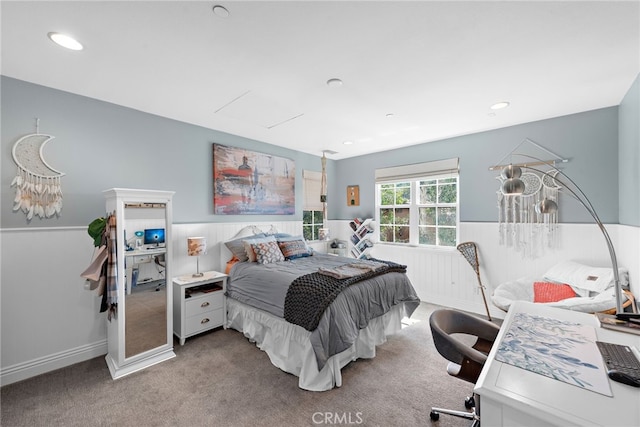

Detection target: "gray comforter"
[226, 254, 420, 370]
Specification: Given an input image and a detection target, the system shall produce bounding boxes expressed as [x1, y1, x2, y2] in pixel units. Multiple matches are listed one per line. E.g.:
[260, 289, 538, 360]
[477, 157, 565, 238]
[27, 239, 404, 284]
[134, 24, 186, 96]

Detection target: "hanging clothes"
[104, 213, 118, 320]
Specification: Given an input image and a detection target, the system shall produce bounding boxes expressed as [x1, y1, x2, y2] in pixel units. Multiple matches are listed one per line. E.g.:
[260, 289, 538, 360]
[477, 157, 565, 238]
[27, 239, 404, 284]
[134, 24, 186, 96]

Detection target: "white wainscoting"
[0, 227, 107, 386]
[0, 221, 303, 385]
[1, 221, 637, 385]
[330, 221, 639, 320]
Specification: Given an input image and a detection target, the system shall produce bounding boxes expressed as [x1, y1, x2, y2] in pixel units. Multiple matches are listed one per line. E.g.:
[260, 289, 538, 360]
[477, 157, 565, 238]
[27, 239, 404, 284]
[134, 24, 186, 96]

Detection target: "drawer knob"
[201, 301, 210, 308]
[201, 318, 210, 324]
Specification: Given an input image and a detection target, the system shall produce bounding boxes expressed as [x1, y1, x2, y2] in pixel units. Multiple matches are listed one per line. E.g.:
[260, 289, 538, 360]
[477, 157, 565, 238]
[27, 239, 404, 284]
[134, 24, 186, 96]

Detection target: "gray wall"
[619, 73, 640, 226]
[332, 108, 621, 224]
[3, 75, 638, 229]
[1, 76, 332, 228]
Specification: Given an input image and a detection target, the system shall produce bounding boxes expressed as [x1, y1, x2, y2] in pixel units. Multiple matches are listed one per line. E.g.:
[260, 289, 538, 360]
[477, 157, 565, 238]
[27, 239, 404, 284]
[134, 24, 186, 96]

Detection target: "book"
[596, 312, 640, 336]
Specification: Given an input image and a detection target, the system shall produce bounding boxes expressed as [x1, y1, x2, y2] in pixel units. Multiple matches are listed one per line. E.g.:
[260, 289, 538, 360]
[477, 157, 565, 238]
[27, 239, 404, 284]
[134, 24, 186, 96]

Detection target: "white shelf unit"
[349, 218, 375, 259]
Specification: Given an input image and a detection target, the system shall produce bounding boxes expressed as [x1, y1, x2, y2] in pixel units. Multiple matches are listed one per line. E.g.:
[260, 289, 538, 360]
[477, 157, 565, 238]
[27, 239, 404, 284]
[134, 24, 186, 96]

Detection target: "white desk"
[124, 247, 166, 294]
[475, 301, 640, 427]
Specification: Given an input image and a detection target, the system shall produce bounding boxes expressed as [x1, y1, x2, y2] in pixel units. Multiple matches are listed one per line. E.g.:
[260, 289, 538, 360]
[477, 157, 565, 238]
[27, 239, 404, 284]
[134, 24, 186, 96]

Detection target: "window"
[302, 170, 323, 241]
[302, 210, 324, 241]
[376, 158, 459, 248]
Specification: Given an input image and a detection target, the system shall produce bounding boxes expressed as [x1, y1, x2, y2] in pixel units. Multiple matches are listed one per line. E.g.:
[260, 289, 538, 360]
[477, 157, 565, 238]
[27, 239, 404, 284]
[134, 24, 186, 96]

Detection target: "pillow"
[533, 282, 577, 303]
[543, 260, 628, 297]
[272, 232, 293, 239]
[275, 234, 304, 242]
[225, 256, 240, 274]
[224, 227, 264, 262]
[252, 240, 285, 264]
[278, 239, 312, 260]
[243, 235, 277, 262]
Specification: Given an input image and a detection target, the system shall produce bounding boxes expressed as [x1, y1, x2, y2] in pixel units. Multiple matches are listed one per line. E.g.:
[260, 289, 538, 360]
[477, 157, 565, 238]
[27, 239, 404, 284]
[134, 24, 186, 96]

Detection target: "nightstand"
[172, 271, 228, 345]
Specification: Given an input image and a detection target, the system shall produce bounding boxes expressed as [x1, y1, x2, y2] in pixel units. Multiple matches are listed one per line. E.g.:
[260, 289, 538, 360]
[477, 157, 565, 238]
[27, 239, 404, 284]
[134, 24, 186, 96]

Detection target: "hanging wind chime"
[10, 119, 65, 220]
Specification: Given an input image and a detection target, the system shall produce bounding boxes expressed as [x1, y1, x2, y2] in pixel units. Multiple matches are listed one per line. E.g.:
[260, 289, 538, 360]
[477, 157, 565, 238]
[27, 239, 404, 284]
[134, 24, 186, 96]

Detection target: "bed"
[221, 226, 420, 391]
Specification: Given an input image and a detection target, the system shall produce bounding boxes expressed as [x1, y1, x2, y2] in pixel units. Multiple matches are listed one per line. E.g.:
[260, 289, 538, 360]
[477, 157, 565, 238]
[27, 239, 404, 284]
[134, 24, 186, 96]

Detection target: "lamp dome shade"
[502, 178, 525, 195]
[501, 164, 522, 179]
[535, 198, 558, 214]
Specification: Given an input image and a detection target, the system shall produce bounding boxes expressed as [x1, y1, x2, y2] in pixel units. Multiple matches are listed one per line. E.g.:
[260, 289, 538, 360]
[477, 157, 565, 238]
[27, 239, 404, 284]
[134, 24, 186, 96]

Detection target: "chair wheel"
[430, 411, 440, 421]
[465, 396, 475, 409]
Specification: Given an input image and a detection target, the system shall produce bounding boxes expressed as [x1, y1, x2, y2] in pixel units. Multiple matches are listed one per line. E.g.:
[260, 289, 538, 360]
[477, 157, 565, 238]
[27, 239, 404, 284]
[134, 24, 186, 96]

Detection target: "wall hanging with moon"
[11, 132, 65, 220]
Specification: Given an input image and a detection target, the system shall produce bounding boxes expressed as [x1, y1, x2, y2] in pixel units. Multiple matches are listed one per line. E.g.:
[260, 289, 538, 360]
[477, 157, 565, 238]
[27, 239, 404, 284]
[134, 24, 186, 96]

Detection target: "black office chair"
[429, 309, 500, 426]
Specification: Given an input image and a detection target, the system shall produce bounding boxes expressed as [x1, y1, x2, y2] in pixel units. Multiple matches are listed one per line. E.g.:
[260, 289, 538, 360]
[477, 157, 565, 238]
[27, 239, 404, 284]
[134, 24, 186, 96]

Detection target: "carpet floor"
[1, 302, 482, 427]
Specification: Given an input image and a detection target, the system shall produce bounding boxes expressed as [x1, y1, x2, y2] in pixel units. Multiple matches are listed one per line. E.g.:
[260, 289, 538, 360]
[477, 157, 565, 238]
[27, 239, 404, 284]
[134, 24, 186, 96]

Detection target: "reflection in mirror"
[123, 205, 168, 359]
[125, 283, 167, 358]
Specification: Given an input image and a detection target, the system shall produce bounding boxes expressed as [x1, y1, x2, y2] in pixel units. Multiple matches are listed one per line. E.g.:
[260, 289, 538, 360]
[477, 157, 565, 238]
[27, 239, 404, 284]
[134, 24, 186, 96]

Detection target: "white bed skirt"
[225, 298, 410, 391]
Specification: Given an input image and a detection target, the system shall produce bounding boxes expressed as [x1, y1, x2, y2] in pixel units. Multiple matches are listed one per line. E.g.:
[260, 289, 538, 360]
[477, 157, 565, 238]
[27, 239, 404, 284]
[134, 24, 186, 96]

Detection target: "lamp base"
[192, 256, 204, 278]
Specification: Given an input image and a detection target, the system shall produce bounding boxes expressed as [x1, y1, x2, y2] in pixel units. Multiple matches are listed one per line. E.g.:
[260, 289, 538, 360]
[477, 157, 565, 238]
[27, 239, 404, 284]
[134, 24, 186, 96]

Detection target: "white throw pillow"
[543, 260, 628, 297]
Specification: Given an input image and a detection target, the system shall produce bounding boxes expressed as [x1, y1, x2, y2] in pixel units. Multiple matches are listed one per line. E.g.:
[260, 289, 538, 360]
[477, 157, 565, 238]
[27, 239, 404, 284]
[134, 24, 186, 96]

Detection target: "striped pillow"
[278, 239, 312, 260]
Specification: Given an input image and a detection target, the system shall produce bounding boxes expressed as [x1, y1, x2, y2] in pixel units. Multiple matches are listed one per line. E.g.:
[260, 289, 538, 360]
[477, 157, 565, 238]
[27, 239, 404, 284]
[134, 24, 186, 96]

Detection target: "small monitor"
[143, 228, 165, 246]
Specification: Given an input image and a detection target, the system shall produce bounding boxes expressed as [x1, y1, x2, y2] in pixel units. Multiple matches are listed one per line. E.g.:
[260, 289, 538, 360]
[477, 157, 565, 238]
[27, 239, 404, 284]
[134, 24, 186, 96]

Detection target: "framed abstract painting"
[213, 144, 295, 215]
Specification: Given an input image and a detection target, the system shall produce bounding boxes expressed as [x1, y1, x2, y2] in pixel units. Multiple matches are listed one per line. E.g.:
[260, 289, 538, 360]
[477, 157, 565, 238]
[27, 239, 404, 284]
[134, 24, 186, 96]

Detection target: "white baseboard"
[0, 340, 107, 386]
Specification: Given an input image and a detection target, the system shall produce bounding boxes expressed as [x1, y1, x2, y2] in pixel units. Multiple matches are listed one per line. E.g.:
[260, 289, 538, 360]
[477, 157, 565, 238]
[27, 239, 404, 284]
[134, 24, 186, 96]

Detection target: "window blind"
[303, 170, 323, 211]
[374, 157, 459, 183]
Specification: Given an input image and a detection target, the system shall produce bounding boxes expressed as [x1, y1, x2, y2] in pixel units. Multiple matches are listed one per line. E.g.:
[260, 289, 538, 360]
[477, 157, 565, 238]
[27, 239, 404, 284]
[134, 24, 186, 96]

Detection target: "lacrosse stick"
[457, 242, 492, 321]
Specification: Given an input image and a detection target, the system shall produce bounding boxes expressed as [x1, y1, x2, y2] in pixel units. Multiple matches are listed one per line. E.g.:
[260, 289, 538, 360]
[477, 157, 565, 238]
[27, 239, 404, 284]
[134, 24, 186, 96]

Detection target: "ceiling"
[2, 1, 639, 160]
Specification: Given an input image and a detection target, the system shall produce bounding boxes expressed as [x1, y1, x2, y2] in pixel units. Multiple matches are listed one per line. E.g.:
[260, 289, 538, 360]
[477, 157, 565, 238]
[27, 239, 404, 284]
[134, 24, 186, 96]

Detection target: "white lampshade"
[187, 237, 207, 256]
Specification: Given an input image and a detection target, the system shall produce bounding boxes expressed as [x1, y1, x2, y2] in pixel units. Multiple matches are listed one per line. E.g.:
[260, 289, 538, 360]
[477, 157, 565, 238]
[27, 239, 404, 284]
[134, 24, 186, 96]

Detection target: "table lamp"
[187, 237, 206, 277]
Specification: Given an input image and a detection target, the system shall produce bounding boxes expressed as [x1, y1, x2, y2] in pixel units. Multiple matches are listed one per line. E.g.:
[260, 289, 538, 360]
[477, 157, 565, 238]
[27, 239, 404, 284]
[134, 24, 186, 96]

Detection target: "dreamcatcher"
[493, 139, 565, 258]
[10, 120, 65, 220]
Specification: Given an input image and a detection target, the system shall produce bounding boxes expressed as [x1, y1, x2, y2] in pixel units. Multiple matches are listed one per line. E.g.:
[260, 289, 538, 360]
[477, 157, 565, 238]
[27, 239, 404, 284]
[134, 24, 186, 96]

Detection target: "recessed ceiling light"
[343, 140, 353, 145]
[386, 113, 395, 118]
[212, 5, 230, 18]
[48, 32, 83, 51]
[327, 78, 343, 87]
[490, 101, 510, 110]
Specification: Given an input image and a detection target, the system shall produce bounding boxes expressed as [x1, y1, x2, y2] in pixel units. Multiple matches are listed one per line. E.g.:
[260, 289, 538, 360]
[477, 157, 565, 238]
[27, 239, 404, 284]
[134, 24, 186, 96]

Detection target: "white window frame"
[302, 170, 323, 241]
[375, 159, 459, 248]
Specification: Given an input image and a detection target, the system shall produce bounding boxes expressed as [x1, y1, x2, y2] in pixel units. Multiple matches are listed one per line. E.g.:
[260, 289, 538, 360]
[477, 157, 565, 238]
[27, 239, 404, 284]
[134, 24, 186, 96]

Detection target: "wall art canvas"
[213, 144, 295, 215]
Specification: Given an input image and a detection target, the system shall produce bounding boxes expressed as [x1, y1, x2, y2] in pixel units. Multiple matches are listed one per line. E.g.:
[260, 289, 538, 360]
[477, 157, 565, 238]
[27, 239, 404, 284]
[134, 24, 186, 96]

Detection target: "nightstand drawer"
[185, 291, 224, 317]
[185, 308, 224, 335]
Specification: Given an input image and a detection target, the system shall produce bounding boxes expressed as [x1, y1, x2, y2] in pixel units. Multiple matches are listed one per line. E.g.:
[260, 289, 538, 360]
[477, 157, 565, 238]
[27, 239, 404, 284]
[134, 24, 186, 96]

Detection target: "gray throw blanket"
[284, 259, 407, 331]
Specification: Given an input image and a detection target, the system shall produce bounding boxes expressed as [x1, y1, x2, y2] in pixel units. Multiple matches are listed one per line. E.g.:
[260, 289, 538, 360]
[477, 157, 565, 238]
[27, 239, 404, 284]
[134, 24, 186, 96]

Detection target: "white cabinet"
[349, 218, 374, 259]
[173, 271, 227, 345]
[103, 188, 175, 379]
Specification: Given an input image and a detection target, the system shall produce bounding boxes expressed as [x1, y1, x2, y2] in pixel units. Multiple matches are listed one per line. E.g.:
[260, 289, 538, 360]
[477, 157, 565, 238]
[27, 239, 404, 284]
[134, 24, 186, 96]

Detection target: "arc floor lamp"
[494, 154, 639, 321]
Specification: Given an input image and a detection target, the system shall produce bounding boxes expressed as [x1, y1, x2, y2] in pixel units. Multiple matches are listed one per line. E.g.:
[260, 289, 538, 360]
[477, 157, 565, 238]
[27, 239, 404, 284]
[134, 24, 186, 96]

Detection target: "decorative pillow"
[543, 260, 628, 297]
[225, 256, 240, 274]
[252, 240, 285, 264]
[278, 239, 312, 260]
[224, 229, 264, 262]
[243, 235, 277, 262]
[533, 282, 577, 303]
